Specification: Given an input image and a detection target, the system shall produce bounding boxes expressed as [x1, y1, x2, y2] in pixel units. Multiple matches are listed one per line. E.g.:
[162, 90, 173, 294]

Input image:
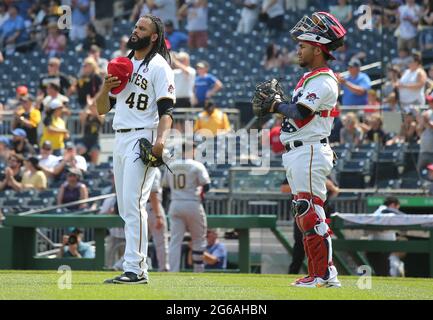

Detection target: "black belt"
[115, 127, 145, 133]
[285, 138, 328, 152]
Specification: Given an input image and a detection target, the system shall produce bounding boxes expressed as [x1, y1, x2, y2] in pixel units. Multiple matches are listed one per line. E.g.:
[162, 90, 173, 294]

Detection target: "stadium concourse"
[1, 0, 433, 279]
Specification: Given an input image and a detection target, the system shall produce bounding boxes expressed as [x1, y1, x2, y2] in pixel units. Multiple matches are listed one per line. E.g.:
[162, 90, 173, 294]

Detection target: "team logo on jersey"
[306, 92, 319, 103]
[168, 84, 174, 94]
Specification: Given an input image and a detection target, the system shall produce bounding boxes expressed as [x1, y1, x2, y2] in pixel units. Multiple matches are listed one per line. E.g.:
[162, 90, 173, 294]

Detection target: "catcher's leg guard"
[293, 192, 334, 279]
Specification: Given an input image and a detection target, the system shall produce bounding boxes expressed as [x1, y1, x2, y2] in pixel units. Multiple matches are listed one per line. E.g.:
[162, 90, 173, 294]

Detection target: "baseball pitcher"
[252, 12, 346, 288]
[97, 14, 175, 284]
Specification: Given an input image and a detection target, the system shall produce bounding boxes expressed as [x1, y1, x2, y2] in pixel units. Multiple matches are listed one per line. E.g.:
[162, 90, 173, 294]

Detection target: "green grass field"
[0, 271, 432, 300]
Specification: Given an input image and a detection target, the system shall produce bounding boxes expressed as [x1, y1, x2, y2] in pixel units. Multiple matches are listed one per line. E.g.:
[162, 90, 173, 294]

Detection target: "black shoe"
[104, 272, 148, 285]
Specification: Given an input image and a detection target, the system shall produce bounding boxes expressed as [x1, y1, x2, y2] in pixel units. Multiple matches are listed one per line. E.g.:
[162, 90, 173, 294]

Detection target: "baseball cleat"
[316, 266, 342, 288]
[104, 272, 148, 285]
[291, 276, 317, 288]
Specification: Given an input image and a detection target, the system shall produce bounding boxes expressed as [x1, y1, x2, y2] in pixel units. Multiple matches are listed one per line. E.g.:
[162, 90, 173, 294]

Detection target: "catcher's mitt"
[251, 78, 285, 117]
[134, 138, 165, 168]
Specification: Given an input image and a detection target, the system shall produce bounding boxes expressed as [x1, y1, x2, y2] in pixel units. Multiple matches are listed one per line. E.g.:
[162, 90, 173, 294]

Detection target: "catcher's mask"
[290, 11, 346, 60]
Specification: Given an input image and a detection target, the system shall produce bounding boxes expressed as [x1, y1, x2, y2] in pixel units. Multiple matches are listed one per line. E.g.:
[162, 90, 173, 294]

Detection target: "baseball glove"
[251, 78, 285, 117]
[134, 138, 165, 168]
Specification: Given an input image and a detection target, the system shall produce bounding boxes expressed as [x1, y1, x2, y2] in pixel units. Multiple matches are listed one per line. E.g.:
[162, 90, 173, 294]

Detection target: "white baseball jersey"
[111, 53, 175, 130]
[164, 159, 210, 201]
[280, 68, 339, 145]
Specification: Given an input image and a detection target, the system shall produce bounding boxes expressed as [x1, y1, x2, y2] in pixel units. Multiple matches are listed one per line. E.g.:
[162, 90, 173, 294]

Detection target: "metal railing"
[0, 108, 241, 136]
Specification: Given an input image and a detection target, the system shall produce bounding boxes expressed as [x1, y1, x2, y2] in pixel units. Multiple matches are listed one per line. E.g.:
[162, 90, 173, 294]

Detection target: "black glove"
[251, 78, 285, 117]
[135, 138, 165, 167]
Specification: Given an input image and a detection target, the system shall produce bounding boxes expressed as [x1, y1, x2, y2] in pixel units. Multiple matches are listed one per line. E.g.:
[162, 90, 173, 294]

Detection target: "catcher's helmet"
[107, 57, 133, 94]
[290, 12, 346, 59]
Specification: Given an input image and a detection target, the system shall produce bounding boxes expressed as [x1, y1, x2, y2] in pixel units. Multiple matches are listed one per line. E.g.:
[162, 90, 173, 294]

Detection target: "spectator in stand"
[70, 0, 91, 41]
[39, 57, 72, 96]
[236, 0, 260, 34]
[394, 51, 426, 108]
[329, 0, 352, 24]
[5, 85, 29, 111]
[261, 0, 285, 37]
[72, 57, 103, 109]
[0, 3, 9, 28]
[338, 58, 372, 107]
[387, 107, 419, 145]
[382, 64, 402, 102]
[0, 137, 12, 168]
[41, 21, 67, 58]
[148, 0, 178, 29]
[364, 113, 388, 145]
[397, 0, 421, 51]
[39, 99, 70, 156]
[172, 51, 196, 108]
[130, 0, 151, 22]
[419, 0, 433, 52]
[93, 0, 114, 36]
[10, 128, 35, 157]
[52, 141, 88, 181]
[382, 0, 401, 30]
[365, 89, 381, 113]
[284, 0, 307, 12]
[178, 0, 208, 49]
[425, 65, 433, 96]
[193, 60, 223, 108]
[12, 94, 41, 146]
[417, 94, 433, 171]
[329, 103, 343, 144]
[111, 35, 130, 59]
[194, 99, 231, 137]
[164, 20, 188, 51]
[82, 23, 106, 51]
[262, 42, 286, 70]
[77, 96, 104, 164]
[18, 156, 47, 191]
[57, 167, 89, 211]
[391, 48, 412, 71]
[0, 154, 24, 192]
[40, 82, 70, 112]
[87, 45, 109, 77]
[38, 140, 61, 180]
[340, 112, 363, 146]
[0, 4, 30, 54]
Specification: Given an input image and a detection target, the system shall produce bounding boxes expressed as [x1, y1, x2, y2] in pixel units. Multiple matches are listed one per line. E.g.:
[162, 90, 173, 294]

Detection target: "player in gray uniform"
[146, 167, 169, 271]
[165, 143, 211, 272]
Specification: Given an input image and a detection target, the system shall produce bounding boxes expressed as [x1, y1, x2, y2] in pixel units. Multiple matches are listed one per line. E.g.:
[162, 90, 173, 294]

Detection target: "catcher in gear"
[255, 12, 346, 288]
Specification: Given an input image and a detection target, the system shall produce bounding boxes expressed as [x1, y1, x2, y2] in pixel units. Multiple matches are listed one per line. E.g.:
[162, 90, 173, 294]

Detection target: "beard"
[127, 34, 151, 50]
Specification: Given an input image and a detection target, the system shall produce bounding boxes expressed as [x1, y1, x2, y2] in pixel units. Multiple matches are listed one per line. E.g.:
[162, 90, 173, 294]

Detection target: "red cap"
[16, 85, 28, 96]
[427, 163, 433, 171]
[107, 57, 133, 94]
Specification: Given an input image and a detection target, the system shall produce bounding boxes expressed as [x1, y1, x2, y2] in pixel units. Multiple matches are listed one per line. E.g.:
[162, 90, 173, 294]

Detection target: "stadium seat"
[400, 179, 423, 189]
